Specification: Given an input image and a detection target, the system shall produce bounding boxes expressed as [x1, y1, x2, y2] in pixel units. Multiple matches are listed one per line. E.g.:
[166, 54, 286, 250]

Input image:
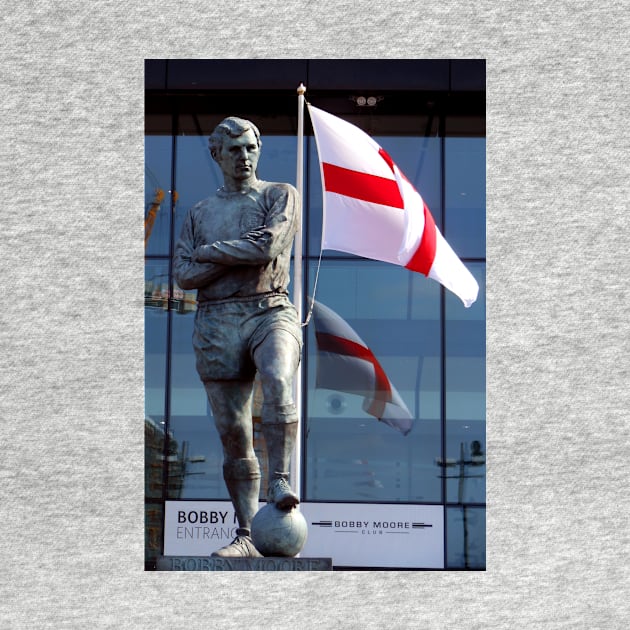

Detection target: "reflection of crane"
[144, 188, 179, 249]
[144, 188, 164, 248]
[144, 177, 196, 313]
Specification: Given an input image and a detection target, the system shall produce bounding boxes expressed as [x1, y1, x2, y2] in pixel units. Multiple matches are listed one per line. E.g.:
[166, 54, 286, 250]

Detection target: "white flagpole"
[292, 83, 306, 501]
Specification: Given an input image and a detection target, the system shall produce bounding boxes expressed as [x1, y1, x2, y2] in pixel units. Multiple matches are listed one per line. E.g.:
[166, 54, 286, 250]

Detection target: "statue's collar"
[217, 180, 264, 198]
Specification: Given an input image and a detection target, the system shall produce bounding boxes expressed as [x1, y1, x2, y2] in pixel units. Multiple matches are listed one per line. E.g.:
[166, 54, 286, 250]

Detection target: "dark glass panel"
[145, 502, 164, 569]
[445, 263, 486, 504]
[446, 506, 486, 569]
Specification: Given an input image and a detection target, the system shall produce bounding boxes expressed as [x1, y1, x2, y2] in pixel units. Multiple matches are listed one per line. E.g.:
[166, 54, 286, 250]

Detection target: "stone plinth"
[156, 556, 332, 571]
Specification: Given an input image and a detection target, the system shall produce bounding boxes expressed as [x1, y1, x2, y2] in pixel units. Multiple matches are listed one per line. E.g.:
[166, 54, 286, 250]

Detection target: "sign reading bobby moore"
[164, 501, 444, 569]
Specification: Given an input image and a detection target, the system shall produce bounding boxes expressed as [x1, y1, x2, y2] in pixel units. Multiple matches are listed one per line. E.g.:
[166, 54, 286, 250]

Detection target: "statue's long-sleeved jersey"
[173, 180, 300, 303]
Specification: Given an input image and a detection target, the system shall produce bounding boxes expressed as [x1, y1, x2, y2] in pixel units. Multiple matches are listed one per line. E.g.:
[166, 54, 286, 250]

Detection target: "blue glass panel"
[305, 260, 442, 503]
[145, 260, 168, 421]
[445, 263, 486, 503]
[378, 136, 442, 226]
[145, 260, 169, 499]
[445, 137, 486, 258]
[144, 136, 172, 256]
[172, 134, 222, 246]
[307, 138, 324, 258]
[167, 292, 228, 500]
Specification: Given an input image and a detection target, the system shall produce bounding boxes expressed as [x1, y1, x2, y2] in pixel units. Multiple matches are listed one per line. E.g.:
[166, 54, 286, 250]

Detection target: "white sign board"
[300, 502, 444, 569]
[164, 501, 444, 569]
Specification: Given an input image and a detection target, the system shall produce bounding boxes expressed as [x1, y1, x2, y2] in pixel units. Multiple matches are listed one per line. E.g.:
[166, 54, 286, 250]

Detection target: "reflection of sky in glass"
[145, 261, 168, 419]
[445, 137, 486, 258]
[378, 136, 441, 218]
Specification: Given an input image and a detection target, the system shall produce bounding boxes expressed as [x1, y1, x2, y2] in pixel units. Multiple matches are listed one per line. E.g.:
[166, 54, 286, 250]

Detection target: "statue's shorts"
[192, 292, 302, 382]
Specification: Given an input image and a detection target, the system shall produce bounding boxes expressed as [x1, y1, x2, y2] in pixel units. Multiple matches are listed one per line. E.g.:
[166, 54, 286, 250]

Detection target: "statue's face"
[216, 129, 260, 181]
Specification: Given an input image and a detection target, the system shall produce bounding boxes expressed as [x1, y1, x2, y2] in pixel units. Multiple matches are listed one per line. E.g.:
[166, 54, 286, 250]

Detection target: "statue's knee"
[261, 401, 298, 425]
[223, 457, 261, 480]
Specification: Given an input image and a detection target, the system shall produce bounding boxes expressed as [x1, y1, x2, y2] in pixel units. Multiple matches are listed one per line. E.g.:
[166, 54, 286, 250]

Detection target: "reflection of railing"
[144, 292, 197, 314]
[144, 275, 196, 314]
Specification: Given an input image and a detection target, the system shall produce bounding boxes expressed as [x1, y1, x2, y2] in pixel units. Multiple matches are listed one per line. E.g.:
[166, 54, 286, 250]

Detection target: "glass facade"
[145, 59, 485, 570]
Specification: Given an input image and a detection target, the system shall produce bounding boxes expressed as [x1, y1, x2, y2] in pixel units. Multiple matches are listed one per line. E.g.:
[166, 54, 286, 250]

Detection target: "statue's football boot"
[211, 530, 262, 558]
[267, 477, 300, 510]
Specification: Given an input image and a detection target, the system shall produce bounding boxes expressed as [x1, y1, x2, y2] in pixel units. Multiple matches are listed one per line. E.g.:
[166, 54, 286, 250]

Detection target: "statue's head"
[208, 117, 262, 161]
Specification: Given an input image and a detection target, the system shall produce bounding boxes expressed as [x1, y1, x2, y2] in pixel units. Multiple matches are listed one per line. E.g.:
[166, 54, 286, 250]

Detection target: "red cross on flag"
[308, 105, 479, 308]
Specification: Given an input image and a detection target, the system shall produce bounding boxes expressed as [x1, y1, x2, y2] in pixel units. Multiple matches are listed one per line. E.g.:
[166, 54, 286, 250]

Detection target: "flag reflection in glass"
[312, 300, 413, 436]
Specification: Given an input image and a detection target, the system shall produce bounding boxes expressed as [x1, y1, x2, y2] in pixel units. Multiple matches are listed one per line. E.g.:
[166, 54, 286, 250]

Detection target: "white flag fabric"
[308, 104, 479, 307]
[313, 300, 413, 436]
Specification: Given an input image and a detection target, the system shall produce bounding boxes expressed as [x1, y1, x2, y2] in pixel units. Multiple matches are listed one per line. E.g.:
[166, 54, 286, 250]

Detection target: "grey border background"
[2, 2, 629, 628]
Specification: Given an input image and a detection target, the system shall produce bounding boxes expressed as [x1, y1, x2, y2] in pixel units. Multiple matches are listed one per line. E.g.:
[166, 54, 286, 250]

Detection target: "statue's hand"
[242, 226, 268, 241]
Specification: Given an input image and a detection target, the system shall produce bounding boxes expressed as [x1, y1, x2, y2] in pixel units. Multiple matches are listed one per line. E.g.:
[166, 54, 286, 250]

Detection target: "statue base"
[156, 555, 333, 571]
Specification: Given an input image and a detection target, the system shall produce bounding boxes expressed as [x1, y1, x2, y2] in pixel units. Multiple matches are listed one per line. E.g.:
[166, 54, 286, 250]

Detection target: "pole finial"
[297, 83, 306, 95]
